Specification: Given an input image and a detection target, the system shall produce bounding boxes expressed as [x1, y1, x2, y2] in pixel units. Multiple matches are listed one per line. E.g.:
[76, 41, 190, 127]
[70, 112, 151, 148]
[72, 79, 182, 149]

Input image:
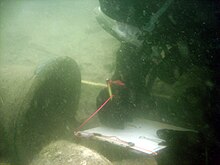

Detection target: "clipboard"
[76, 119, 194, 155]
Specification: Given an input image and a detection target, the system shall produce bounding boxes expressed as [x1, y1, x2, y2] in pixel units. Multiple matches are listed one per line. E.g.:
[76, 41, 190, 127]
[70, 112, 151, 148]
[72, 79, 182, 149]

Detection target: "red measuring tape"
[74, 94, 114, 133]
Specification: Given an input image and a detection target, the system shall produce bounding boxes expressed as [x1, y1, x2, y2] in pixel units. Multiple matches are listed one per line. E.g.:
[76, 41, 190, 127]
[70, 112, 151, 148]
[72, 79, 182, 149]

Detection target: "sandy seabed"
[0, 0, 120, 120]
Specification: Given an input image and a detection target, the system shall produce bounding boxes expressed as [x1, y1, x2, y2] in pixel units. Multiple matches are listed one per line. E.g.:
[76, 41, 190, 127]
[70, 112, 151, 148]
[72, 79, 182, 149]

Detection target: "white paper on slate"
[78, 118, 194, 155]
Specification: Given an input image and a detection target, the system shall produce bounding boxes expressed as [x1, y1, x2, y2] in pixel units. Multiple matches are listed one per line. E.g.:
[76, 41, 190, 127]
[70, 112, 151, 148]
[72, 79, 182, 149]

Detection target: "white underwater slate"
[77, 119, 194, 155]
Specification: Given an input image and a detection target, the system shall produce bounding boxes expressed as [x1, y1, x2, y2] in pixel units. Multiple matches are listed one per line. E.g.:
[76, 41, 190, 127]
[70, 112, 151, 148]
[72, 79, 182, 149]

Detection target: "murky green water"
[0, 0, 219, 165]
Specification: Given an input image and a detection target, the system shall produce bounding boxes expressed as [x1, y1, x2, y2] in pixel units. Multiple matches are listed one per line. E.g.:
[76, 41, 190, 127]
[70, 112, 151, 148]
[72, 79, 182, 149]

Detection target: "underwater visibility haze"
[0, 0, 219, 165]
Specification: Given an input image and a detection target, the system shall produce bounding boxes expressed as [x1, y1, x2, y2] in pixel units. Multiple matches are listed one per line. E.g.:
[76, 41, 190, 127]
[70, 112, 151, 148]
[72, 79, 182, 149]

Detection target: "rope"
[81, 79, 125, 87]
[75, 95, 114, 133]
[81, 80, 107, 87]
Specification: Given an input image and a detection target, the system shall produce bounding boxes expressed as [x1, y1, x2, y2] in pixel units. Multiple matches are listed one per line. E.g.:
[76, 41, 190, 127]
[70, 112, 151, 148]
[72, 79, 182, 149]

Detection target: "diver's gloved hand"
[156, 129, 206, 165]
[157, 129, 203, 147]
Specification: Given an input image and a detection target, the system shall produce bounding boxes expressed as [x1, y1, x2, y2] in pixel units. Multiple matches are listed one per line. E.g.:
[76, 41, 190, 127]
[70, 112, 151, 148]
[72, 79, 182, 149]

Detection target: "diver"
[95, 0, 219, 164]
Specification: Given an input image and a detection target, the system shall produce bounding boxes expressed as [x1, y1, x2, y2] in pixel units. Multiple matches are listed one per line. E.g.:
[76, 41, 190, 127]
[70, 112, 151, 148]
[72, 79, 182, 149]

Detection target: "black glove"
[156, 129, 206, 165]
